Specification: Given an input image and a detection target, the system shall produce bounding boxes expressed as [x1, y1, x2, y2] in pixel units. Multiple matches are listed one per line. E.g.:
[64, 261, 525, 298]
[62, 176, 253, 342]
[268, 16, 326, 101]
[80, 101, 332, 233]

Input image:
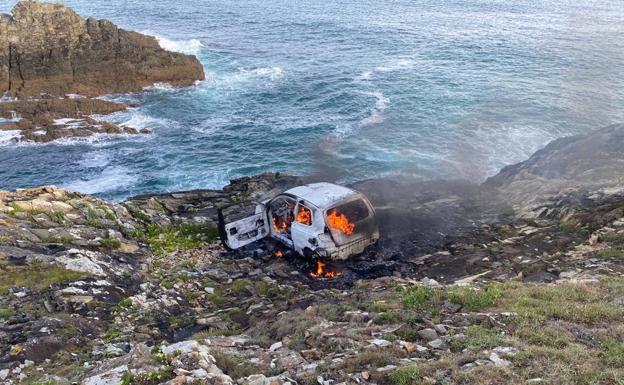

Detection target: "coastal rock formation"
[0, 98, 148, 143]
[485, 124, 624, 218]
[0, 1, 205, 97]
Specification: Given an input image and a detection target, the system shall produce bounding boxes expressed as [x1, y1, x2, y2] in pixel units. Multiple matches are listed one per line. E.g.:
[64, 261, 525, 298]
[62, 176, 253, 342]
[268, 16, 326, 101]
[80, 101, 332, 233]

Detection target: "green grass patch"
[0, 307, 15, 319]
[127, 208, 152, 223]
[499, 282, 623, 325]
[389, 365, 421, 385]
[0, 265, 87, 294]
[120, 369, 174, 385]
[100, 236, 121, 250]
[0, 235, 10, 245]
[603, 339, 624, 367]
[132, 223, 218, 255]
[595, 247, 624, 260]
[402, 285, 442, 311]
[454, 325, 505, 351]
[448, 284, 501, 311]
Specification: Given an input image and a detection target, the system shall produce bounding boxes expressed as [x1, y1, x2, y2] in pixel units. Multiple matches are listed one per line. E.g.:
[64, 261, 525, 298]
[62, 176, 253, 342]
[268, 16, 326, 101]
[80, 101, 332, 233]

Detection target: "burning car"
[218, 182, 379, 260]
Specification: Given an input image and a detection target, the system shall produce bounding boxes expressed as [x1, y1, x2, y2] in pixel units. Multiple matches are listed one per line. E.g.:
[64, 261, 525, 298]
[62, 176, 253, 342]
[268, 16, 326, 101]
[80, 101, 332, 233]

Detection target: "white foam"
[0, 130, 22, 145]
[80, 151, 111, 168]
[62, 166, 135, 195]
[359, 91, 390, 127]
[141, 31, 204, 55]
[206, 66, 284, 90]
[356, 58, 415, 81]
[375, 58, 415, 73]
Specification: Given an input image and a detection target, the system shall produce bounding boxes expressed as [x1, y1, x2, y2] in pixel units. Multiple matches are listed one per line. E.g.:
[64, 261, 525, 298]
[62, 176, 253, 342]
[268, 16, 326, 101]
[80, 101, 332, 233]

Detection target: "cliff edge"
[0, 1, 205, 97]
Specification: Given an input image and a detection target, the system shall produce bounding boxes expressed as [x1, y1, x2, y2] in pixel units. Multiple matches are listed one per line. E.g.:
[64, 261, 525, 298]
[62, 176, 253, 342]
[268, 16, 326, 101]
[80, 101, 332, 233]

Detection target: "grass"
[389, 365, 420, 385]
[462, 325, 505, 350]
[595, 247, 624, 260]
[603, 339, 624, 367]
[0, 235, 10, 245]
[120, 369, 174, 385]
[402, 286, 443, 311]
[498, 282, 623, 325]
[0, 307, 15, 319]
[343, 350, 399, 373]
[0, 265, 87, 294]
[128, 207, 152, 223]
[100, 236, 121, 250]
[448, 284, 502, 311]
[211, 350, 263, 380]
[131, 223, 218, 255]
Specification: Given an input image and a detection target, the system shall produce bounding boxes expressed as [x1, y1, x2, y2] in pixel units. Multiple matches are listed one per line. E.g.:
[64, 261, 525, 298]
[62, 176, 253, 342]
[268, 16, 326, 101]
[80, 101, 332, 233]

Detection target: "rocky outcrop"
[0, 98, 147, 143]
[485, 124, 624, 218]
[0, 1, 204, 97]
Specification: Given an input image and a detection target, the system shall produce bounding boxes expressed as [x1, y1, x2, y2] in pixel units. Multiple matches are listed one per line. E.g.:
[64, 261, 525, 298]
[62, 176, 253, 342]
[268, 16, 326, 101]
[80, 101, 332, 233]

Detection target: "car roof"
[283, 182, 359, 209]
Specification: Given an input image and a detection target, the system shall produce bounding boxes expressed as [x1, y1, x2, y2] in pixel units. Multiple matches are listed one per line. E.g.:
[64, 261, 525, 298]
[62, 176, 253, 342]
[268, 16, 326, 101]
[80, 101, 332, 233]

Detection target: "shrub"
[390, 365, 420, 385]
[133, 223, 218, 255]
[402, 286, 442, 311]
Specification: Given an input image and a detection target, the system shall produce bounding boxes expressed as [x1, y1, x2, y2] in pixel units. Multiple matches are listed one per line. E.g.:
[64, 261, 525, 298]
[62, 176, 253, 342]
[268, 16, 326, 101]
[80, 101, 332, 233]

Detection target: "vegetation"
[211, 350, 263, 379]
[0, 265, 87, 294]
[448, 284, 502, 311]
[131, 223, 218, 255]
[100, 236, 121, 250]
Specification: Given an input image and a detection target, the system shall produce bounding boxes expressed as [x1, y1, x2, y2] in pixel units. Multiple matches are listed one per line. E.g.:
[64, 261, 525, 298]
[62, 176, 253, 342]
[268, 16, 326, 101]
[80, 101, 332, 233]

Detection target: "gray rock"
[161, 340, 199, 355]
[427, 338, 446, 349]
[418, 328, 439, 341]
[489, 352, 512, 367]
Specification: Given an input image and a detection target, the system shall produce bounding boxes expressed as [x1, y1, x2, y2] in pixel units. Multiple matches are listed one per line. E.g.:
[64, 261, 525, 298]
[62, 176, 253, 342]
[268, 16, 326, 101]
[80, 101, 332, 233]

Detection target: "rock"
[0, 369, 9, 380]
[417, 328, 438, 341]
[421, 278, 441, 288]
[427, 339, 446, 349]
[269, 341, 283, 351]
[368, 338, 392, 347]
[82, 364, 128, 385]
[56, 253, 106, 277]
[376, 365, 397, 372]
[161, 340, 199, 355]
[433, 324, 447, 335]
[0, 2, 204, 97]
[489, 352, 511, 367]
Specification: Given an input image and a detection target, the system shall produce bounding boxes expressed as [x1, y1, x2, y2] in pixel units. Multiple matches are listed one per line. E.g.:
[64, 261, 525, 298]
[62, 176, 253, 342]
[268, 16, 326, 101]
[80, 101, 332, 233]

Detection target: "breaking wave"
[62, 166, 136, 195]
[205, 66, 284, 90]
[149, 33, 204, 55]
[0, 130, 22, 146]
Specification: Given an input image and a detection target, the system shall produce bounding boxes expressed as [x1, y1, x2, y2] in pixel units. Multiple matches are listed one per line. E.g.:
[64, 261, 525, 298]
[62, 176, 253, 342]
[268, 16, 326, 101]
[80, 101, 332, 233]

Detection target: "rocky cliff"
[1, 127, 624, 385]
[0, 1, 205, 97]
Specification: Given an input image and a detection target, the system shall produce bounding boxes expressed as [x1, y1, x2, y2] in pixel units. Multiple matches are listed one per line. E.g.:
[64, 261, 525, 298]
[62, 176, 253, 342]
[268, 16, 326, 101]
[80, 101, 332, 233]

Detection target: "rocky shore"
[0, 1, 205, 143]
[1, 125, 624, 385]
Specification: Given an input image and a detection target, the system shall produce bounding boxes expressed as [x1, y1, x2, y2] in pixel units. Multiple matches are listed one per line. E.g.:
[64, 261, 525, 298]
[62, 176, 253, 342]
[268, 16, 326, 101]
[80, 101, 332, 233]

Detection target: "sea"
[1, 0, 623, 201]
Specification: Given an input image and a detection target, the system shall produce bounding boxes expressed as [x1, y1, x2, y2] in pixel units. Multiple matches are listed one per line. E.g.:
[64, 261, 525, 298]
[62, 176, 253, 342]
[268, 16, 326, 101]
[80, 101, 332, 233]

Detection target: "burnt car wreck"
[219, 183, 379, 260]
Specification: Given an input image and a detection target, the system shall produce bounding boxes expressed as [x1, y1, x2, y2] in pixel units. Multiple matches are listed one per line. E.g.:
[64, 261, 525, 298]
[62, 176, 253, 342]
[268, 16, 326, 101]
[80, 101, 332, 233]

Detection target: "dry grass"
[0, 264, 87, 294]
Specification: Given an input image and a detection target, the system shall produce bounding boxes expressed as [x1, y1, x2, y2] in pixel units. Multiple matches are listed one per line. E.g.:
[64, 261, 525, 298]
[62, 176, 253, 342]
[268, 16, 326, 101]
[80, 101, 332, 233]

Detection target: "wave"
[62, 166, 136, 195]
[359, 91, 390, 127]
[204, 66, 284, 90]
[333, 91, 390, 137]
[356, 58, 415, 81]
[0, 130, 22, 145]
[140, 31, 204, 56]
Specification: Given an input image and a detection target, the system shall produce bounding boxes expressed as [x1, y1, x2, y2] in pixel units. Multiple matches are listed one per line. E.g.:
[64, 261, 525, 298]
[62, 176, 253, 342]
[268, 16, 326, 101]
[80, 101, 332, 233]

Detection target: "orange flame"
[273, 216, 288, 233]
[310, 260, 342, 279]
[274, 250, 283, 257]
[327, 209, 355, 235]
[296, 205, 312, 226]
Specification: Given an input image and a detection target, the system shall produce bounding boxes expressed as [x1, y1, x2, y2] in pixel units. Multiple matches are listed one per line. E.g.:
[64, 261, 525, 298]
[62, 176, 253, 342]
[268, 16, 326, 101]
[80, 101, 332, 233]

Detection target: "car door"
[218, 204, 269, 249]
[290, 200, 319, 255]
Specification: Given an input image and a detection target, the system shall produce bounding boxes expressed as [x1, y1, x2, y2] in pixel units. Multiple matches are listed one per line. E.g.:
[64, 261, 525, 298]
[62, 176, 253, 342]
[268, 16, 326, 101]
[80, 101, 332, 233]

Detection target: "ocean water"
[1, 0, 623, 201]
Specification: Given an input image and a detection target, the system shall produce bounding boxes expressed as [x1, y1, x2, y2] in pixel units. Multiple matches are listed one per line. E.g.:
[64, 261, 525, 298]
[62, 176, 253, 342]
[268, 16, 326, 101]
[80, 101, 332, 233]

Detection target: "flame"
[310, 260, 342, 279]
[274, 250, 283, 257]
[296, 206, 312, 226]
[327, 208, 355, 235]
[273, 216, 288, 233]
